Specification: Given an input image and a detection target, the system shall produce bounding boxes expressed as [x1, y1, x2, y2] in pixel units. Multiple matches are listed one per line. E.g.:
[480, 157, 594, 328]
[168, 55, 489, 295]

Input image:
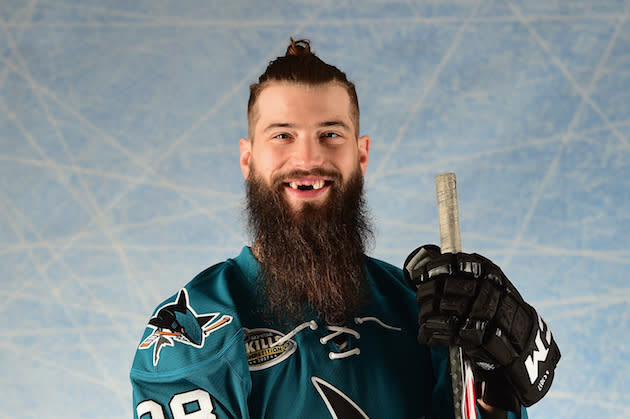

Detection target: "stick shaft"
[435, 173, 474, 419]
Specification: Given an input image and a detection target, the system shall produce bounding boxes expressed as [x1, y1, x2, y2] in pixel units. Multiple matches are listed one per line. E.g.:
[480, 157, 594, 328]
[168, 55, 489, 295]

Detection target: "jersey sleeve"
[130, 288, 251, 419]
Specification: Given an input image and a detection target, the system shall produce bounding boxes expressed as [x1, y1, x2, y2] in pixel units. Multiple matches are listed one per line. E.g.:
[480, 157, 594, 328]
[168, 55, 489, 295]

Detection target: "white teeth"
[290, 181, 298, 190]
[313, 180, 324, 190]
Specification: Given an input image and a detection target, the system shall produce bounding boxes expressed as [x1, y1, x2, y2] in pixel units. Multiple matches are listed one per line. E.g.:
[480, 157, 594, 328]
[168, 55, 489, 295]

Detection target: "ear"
[239, 138, 252, 179]
[357, 135, 370, 176]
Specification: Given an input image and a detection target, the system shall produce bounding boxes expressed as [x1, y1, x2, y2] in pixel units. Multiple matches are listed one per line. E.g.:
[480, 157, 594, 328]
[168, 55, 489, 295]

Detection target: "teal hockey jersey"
[130, 246, 527, 418]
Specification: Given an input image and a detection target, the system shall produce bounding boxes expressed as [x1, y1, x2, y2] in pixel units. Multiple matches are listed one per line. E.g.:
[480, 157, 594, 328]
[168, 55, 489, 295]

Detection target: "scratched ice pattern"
[1, 0, 629, 418]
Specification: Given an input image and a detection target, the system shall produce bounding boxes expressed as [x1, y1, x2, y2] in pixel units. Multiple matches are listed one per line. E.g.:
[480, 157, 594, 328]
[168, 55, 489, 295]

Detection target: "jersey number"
[137, 389, 216, 419]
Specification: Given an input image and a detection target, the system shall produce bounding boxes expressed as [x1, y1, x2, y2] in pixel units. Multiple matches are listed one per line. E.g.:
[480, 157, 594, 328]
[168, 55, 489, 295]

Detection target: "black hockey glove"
[403, 245, 560, 411]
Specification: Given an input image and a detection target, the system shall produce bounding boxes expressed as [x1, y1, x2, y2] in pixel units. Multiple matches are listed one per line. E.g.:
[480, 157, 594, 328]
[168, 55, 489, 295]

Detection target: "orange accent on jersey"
[205, 316, 231, 333]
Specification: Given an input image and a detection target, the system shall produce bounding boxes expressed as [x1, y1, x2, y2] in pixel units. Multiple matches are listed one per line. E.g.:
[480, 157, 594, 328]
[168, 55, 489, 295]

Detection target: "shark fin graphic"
[153, 335, 174, 365]
[311, 376, 369, 419]
[174, 289, 188, 311]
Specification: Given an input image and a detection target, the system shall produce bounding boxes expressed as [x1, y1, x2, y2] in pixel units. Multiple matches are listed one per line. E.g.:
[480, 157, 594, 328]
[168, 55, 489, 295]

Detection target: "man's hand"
[404, 245, 561, 411]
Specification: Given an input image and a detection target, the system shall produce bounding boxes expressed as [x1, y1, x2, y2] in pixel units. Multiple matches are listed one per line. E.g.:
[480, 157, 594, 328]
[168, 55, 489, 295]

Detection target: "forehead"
[254, 82, 353, 129]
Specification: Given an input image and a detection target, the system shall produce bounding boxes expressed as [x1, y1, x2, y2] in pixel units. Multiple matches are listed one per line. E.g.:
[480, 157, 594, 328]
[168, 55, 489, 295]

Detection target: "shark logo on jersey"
[139, 288, 233, 366]
[312, 376, 369, 419]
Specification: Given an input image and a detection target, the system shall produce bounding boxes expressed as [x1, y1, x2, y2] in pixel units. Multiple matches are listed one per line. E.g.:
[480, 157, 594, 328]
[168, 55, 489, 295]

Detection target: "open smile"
[282, 176, 333, 198]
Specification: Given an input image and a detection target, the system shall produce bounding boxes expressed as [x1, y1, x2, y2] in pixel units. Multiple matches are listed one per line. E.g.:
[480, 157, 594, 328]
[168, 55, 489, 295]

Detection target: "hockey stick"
[435, 173, 477, 419]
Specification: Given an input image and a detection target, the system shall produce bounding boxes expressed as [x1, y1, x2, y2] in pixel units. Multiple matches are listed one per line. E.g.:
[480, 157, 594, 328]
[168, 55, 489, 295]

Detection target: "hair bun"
[286, 38, 311, 56]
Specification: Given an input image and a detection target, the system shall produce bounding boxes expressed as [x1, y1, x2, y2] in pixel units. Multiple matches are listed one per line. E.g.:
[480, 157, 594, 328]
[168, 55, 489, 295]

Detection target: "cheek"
[252, 148, 286, 180]
[334, 149, 362, 177]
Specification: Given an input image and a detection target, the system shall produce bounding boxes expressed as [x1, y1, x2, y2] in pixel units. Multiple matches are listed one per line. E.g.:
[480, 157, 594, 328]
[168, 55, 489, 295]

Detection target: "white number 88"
[136, 389, 217, 418]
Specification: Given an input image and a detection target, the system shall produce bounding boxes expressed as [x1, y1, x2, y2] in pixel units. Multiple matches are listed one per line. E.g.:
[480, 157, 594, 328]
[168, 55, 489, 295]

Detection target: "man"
[131, 39, 560, 418]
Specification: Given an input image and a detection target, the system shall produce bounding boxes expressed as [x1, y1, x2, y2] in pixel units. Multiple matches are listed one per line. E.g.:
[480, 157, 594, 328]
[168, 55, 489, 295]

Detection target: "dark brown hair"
[247, 38, 360, 139]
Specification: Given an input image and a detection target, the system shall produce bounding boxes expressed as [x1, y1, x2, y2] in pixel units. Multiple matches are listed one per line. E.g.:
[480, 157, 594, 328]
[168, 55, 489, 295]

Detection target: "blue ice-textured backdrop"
[1, 1, 629, 417]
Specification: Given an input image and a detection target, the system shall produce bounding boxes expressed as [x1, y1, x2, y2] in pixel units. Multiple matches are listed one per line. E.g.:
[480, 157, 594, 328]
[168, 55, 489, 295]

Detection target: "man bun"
[286, 38, 311, 56]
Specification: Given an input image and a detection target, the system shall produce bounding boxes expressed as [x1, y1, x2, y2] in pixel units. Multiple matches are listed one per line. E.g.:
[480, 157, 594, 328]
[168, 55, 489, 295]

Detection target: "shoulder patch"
[244, 328, 297, 371]
[139, 288, 233, 366]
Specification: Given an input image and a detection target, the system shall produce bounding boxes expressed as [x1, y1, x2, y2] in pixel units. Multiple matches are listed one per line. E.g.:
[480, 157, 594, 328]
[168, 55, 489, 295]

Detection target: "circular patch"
[244, 328, 297, 371]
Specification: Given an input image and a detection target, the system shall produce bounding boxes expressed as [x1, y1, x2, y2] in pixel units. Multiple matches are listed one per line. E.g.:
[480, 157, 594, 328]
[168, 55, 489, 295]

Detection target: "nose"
[292, 137, 324, 169]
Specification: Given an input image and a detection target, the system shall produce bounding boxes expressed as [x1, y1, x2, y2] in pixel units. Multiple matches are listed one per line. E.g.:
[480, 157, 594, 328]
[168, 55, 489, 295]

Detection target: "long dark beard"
[245, 164, 373, 326]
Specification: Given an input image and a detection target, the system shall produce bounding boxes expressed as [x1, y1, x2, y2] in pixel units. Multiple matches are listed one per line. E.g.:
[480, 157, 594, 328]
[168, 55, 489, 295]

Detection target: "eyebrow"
[263, 120, 351, 133]
[319, 120, 351, 130]
[263, 123, 294, 133]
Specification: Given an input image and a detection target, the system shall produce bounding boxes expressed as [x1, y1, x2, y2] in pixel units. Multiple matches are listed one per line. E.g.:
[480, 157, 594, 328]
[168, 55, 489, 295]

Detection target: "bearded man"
[131, 39, 559, 419]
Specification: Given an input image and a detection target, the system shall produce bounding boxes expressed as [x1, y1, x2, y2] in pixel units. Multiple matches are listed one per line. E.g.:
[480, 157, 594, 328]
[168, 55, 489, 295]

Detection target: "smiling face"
[240, 81, 373, 325]
[239, 82, 370, 211]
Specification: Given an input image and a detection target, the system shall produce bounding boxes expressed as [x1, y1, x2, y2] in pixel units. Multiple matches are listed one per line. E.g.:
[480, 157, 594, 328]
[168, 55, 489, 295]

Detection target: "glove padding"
[404, 245, 560, 411]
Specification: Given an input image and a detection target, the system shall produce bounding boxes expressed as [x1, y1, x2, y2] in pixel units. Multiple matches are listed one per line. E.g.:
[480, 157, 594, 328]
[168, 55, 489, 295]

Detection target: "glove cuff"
[474, 369, 521, 413]
[506, 309, 561, 407]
